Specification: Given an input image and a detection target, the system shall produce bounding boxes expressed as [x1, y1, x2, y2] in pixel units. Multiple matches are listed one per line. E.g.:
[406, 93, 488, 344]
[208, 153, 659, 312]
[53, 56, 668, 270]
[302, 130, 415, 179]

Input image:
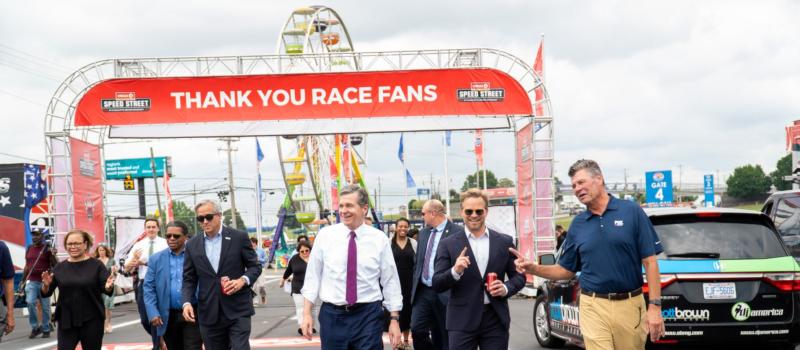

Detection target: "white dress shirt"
[301, 223, 403, 312]
[128, 235, 168, 279]
[452, 227, 505, 304]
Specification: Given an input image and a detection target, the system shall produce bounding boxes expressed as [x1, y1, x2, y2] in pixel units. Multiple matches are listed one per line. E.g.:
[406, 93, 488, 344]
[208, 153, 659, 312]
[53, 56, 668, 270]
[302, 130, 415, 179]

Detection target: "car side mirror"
[538, 253, 556, 266]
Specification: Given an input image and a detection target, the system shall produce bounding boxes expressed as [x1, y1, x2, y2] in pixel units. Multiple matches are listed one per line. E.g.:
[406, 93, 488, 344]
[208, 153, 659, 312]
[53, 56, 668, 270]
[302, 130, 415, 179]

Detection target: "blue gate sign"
[417, 188, 430, 197]
[704, 174, 715, 207]
[105, 157, 171, 180]
[645, 170, 673, 207]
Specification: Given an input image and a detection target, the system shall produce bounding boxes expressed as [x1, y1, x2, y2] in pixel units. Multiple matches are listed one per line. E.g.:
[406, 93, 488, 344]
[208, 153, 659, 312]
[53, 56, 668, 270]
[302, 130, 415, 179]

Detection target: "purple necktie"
[422, 228, 437, 281]
[346, 230, 358, 305]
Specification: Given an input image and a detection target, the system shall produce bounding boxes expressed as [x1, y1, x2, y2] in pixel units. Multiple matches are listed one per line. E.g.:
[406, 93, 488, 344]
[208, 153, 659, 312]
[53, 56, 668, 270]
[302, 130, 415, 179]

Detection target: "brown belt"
[580, 287, 642, 300]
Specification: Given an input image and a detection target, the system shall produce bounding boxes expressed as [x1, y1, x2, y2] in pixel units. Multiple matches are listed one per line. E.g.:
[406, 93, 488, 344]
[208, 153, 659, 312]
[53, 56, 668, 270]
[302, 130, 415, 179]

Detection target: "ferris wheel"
[276, 5, 359, 71]
[274, 6, 363, 232]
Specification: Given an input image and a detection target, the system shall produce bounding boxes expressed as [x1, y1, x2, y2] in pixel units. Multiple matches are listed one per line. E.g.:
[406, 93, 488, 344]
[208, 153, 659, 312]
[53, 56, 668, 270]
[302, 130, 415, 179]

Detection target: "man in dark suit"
[432, 189, 526, 349]
[410, 199, 464, 350]
[182, 200, 261, 350]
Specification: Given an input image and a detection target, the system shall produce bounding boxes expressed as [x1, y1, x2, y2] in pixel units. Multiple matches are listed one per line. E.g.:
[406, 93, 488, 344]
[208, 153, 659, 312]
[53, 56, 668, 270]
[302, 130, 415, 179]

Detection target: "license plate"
[703, 282, 736, 299]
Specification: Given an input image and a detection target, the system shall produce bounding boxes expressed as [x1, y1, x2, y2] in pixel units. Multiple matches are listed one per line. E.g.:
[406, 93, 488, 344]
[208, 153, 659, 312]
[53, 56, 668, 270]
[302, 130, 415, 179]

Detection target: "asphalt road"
[0, 271, 791, 349]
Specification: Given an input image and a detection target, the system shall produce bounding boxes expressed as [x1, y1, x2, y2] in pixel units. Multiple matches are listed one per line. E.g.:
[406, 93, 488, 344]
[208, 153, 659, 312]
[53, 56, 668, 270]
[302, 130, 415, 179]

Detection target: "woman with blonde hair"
[93, 244, 117, 333]
[41, 229, 116, 350]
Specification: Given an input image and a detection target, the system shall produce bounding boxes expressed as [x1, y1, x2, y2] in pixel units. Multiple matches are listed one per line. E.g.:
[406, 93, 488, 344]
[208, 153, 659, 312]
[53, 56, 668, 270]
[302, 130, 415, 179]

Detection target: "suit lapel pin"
[225, 237, 231, 240]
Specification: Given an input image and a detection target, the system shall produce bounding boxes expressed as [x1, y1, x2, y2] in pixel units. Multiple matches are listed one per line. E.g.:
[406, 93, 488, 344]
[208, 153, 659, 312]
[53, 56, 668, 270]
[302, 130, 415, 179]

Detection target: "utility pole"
[678, 164, 683, 203]
[193, 183, 198, 234]
[220, 138, 239, 229]
[623, 168, 628, 197]
[149, 147, 164, 228]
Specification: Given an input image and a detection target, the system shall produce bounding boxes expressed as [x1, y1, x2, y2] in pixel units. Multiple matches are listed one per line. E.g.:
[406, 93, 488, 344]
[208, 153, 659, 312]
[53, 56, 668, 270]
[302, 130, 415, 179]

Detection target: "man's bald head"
[422, 199, 446, 227]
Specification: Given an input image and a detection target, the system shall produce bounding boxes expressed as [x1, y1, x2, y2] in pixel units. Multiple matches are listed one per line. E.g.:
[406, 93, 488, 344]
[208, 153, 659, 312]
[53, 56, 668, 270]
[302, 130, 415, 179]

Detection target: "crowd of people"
[0, 158, 666, 350]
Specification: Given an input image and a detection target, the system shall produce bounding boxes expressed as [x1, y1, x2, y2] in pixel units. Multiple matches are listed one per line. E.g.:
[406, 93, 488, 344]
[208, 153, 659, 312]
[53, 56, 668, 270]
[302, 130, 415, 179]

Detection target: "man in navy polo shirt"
[511, 159, 665, 350]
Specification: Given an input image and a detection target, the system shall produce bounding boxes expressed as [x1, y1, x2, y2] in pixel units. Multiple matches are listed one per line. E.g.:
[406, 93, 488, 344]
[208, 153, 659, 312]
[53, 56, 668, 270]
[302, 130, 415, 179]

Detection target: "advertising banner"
[105, 156, 171, 179]
[515, 122, 534, 281]
[75, 68, 532, 127]
[704, 174, 715, 207]
[646, 170, 674, 207]
[70, 137, 105, 244]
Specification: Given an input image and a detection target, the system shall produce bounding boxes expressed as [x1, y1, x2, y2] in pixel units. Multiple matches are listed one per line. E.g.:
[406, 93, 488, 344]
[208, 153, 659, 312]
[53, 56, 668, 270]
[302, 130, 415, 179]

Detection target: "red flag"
[163, 160, 174, 222]
[474, 129, 484, 168]
[533, 40, 545, 116]
[329, 156, 339, 209]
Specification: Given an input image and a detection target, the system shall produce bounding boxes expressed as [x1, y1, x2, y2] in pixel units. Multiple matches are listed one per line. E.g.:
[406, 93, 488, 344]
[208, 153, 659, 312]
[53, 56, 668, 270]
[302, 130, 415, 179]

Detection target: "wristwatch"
[648, 298, 662, 307]
[389, 315, 400, 322]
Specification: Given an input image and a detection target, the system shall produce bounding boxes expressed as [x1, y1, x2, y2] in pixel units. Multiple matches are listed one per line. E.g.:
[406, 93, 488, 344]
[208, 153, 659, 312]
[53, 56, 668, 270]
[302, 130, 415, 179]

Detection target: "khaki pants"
[579, 293, 647, 350]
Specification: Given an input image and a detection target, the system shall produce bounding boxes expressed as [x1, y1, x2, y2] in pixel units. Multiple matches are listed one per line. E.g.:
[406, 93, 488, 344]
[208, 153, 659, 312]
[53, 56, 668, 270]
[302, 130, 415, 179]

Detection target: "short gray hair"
[194, 199, 222, 214]
[424, 199, 445, 215]
[568, 159, 604, 179]
[339, 184, 369, 207]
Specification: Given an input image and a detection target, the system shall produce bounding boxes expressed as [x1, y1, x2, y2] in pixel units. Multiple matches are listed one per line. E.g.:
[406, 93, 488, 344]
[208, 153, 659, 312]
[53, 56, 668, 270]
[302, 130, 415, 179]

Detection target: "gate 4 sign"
[645, 170, 673, 207]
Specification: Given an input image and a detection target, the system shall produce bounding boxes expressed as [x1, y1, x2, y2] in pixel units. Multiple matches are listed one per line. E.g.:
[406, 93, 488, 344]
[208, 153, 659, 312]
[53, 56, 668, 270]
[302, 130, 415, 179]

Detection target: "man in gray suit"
[410, 199, 464, 350]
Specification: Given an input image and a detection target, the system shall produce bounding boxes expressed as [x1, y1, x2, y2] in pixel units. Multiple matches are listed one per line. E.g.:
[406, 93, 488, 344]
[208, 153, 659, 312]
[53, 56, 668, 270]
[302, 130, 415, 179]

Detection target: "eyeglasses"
[299, 250, 310, 253]
[463, 209, 485, 216]
[196, 214, 217, 223]
[66, 242, 85, 247]
[165, 234, 184, 239]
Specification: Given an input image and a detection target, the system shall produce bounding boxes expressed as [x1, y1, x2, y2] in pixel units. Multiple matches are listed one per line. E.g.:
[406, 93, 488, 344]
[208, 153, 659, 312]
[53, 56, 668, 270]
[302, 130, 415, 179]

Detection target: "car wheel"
[534, 294, 566, 348]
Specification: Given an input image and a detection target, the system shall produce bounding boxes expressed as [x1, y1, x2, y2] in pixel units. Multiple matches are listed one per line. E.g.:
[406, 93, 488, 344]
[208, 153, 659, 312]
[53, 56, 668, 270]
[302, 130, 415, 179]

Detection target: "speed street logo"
[102, 92, 151, 112]
[457, 82, 505, 102]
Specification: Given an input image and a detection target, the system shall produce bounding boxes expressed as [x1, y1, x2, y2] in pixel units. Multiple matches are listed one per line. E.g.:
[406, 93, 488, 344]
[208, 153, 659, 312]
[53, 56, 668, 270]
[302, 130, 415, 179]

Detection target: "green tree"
[223, 208, 246, 230]
[726, 164, 771, 200]
[554, 176, 564, 202]
[770, 154, 792, 191]
[461, 170, 498, 191]
[497, 178, 515, 188]
[171, 200, 196, 236]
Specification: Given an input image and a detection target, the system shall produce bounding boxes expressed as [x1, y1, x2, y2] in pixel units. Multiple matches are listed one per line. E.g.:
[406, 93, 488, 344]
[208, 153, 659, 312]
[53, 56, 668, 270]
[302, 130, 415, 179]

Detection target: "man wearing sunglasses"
[410, 199, 464, 350]
[182, 199, 261, 350]
[143, 221, 202, 349]
[432, 189, 526, 349]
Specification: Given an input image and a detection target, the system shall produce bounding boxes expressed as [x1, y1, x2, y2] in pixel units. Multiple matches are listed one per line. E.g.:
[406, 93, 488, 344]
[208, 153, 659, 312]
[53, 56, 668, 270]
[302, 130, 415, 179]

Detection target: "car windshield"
[652, 214, 787, 260]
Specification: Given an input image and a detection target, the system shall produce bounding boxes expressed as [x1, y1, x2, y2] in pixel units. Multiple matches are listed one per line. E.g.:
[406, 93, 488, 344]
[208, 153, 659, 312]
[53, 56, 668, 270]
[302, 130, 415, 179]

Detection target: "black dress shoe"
[29, 327, 42, 339]
[42, 331, 50, 338]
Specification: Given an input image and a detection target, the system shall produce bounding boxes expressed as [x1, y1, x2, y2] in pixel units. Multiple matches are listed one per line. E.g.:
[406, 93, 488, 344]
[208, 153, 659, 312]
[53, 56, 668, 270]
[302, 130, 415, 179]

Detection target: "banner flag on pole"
[445, 131, 452, 147]
[397, 133, 405, 163]
[406, 169, 417, 188]
[162, 159, 173, 222]
[474, 129, 484, 168]
[533, 38, 545, 116]
[256, 139, 265, 202]
[24, 164, 47, 247]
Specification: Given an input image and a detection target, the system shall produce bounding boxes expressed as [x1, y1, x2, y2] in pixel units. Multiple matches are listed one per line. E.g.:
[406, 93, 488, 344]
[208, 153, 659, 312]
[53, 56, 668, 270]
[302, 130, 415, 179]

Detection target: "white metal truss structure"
[43, 48, 555, 256]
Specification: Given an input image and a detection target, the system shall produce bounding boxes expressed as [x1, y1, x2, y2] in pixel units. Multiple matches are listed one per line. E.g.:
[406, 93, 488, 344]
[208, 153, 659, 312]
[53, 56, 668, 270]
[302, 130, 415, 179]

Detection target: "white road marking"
[22, 319, 141, 350]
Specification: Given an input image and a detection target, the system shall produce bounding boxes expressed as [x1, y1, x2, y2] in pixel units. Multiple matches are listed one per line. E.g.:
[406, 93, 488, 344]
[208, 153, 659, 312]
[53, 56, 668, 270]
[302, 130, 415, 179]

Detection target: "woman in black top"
[41, 229, 115, 350]
[391, 218, 416, 349]
[280, 241, 313, 335]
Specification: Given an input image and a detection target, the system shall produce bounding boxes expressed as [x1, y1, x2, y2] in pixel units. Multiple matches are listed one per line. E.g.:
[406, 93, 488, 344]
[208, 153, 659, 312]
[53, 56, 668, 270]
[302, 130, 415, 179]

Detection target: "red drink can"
[486, 272, 497, 286]
[221, 276, 230, 295]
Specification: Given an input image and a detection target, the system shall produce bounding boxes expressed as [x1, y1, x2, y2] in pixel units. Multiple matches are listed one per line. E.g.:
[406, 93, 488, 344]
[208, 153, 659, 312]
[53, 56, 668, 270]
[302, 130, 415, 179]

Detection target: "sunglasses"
[464, 209, 485, 216]
[196, 214, 217, 223]
[165, 234, 184, 239]
[299, 250, 310, 253]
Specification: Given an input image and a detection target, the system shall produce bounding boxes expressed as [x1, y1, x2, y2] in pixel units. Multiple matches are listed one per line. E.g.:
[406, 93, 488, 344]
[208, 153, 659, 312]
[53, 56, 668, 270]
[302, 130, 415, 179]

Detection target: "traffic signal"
[123, 174, 135, 190]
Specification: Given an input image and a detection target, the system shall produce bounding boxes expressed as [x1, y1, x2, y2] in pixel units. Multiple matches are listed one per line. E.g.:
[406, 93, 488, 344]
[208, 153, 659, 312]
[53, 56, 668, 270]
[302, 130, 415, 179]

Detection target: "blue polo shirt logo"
[614, 220, 624, 227]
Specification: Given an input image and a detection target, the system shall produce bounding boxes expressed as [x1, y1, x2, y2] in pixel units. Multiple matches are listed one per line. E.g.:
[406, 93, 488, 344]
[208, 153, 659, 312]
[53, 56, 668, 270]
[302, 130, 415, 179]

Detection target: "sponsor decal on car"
[740, 329, 789, 336]
[661, 307, 710, 321]
[731, 302, 784, 321]
[549, 297, 579, 326]
[664, 330, 704, 337]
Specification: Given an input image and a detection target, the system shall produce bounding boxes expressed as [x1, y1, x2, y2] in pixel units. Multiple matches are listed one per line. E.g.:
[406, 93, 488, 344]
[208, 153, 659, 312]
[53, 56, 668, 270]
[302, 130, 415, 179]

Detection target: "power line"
[0, 151, 43, 163]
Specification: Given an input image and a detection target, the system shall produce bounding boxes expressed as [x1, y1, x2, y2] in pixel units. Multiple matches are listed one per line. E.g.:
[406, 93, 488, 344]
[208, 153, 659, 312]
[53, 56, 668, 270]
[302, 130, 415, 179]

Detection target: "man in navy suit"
[144, 220, 202, 350]
[432, 189, 526, 349]
[410, 199, 464, 350]
[182, 200, 261, 350]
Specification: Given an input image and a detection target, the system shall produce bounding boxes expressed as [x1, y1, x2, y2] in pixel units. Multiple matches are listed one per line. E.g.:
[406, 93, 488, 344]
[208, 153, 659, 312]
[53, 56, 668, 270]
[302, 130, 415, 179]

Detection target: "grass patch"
[732, 202, 763, 212]
[556, 215, 575, 230]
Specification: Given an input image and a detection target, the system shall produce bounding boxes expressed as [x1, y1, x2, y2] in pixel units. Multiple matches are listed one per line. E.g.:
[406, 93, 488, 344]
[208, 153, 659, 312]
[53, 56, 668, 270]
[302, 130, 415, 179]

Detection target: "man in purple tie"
[410, 200, 465, 350]
[300, 185, 403, 349]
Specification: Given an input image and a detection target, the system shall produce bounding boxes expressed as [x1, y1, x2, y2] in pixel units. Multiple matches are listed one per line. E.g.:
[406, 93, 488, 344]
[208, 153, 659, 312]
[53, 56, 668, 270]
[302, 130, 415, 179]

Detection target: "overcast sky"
[2, 0, 799, 226]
